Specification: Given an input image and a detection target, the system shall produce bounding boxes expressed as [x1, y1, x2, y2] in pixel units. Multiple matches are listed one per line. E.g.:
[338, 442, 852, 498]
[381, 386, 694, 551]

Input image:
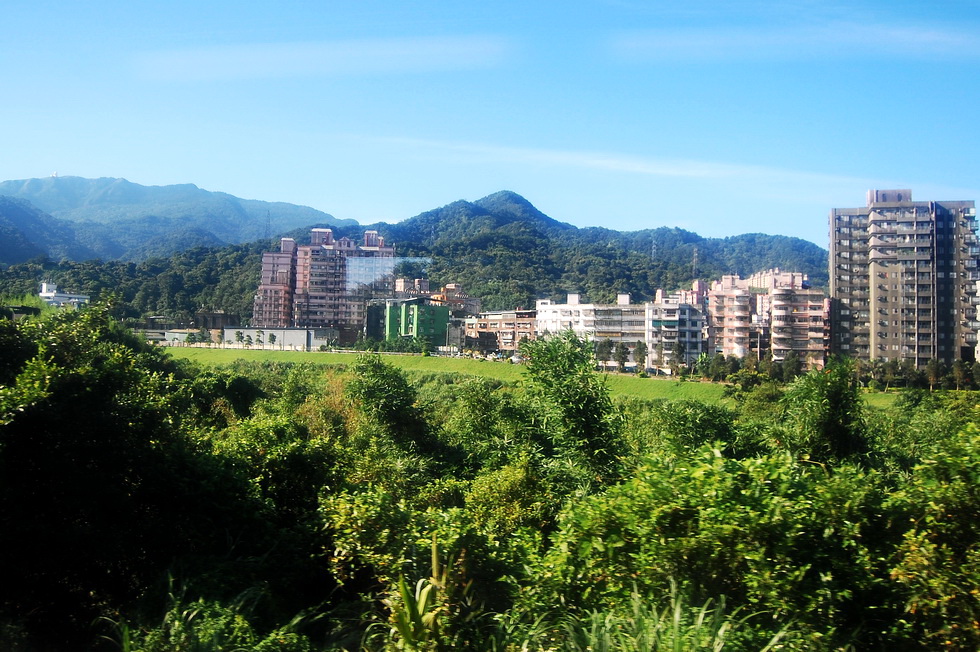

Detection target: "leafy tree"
[525, 448, 893, 649]
[781, 350, 803, 381]
[952, 359, 970, 391]
[0, 303, 275, 648]
[694, 352, 711, 378]
[725, 354, 742, 377]
[671, 339, 686, 366]
[708, 353, 728, 382]
[595, 338, 613, 365]
[520, 331, 622, 483]
[614, 341, 630, 372]
[633, 340, 648, 372]
[345, 354, 419, 426]
[268, 332, 277, 349]
[925, 358, 944, 391]
[781, 359, 866, 463]
[885, 426, 980, 648]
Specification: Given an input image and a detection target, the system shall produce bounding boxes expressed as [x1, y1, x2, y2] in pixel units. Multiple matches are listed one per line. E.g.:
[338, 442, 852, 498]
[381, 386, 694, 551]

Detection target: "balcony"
[869, 249, 895, 261]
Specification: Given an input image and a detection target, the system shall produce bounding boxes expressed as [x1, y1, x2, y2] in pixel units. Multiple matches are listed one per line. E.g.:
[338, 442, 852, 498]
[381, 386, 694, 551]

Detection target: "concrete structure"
[707, 270, 827, 368]
[252, 238, 298, 328]
[535, 290, 706, 370]
[465, 308, 537, 355]
[252, 229, 396, 342]
[830, 190, 980, 367]
[645, 289, 707, 369]
[383, 298, 451, 347]
[38, 282, 89, 308]
[395, 279, 481, 315]
[706, 275, 757, 359]
[221, 327, 339, 351]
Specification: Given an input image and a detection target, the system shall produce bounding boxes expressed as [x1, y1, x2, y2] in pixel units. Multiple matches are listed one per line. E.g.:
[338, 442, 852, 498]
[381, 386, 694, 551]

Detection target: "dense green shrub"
[6, 315, 980, 650]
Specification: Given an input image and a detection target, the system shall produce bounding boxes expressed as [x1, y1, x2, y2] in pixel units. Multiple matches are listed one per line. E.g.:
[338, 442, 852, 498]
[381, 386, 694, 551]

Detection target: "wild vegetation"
[3, 303, 980, 650]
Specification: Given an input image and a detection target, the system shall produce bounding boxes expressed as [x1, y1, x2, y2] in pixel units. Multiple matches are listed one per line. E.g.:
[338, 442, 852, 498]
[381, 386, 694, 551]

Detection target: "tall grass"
[485, 588, 788, 651]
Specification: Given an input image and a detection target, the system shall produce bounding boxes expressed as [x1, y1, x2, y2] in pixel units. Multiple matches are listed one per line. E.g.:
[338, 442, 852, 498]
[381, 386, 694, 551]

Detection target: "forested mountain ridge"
[367, 190, 828, 309]
[0, 186, 827, 319]
[0, 176, 353, 262]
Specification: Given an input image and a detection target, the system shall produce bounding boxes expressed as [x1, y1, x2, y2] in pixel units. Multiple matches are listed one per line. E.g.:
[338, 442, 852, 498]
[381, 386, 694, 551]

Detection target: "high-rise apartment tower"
[252, 229, 395, 341]
[829, 190, 979, 367]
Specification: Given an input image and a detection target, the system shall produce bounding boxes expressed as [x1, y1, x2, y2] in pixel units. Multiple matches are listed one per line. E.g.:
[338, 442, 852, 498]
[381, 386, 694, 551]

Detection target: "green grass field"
[165, 347, 729, 402]
[860, 389, 900, 410]
[166, 347, 904, 408]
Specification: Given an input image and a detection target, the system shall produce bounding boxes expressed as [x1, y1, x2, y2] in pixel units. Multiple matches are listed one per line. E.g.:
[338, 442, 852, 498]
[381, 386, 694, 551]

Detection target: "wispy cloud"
[609, 21, 980, 62]
[375, 135, 872, 188]
[135, 35, 512, 81]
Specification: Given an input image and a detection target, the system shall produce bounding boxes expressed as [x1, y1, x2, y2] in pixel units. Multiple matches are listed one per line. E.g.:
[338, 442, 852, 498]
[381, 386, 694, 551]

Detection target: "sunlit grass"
[165, 347, 728, 402]
[861, 389, 900, 410]
[166, 347, 901, 407]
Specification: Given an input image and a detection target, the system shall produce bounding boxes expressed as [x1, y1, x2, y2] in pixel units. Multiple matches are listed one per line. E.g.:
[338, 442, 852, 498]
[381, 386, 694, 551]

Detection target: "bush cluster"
[3, 308, 980, 650]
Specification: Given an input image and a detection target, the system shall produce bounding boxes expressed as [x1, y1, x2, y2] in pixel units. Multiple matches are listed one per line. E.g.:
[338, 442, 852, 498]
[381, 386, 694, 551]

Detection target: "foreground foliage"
[2, 309, 980, 650]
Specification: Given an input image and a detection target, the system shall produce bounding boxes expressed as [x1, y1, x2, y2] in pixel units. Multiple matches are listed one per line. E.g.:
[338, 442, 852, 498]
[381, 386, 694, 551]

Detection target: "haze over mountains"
[0, 176, 353, 263]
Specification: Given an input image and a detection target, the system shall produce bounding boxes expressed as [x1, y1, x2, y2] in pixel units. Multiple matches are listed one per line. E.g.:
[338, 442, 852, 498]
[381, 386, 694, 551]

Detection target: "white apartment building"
[535, 288, 706, 371]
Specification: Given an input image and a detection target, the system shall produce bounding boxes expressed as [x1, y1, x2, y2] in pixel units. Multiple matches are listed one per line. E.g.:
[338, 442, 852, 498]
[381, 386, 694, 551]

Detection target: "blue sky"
[3, 1, 979, 246]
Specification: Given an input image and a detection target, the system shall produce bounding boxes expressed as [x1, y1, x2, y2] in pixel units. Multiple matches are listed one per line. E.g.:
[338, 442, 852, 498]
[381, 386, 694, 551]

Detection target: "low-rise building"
[465, 308, 537, 355]
[221, 327, 339, 351]
[383, 298, 452, 347]
[536, 289, 706, 371]
[39, 282, 89, 308]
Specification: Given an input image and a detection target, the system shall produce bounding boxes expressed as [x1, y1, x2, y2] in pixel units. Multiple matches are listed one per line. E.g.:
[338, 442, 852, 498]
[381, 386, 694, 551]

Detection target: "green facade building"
[384, 299, 450, 348]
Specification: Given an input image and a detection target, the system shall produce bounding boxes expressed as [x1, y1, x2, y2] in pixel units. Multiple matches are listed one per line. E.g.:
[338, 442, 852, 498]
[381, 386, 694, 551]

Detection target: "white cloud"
[135, 35, 512, 81]
[609, 22, 980, 62]
[375, 135, 872, 188]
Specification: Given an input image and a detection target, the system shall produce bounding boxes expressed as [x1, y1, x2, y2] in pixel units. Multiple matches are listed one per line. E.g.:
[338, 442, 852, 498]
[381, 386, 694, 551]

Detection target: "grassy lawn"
[166, 347, 906, 408]
[165, 347, 729, 402]
[861, 390, 900, 410]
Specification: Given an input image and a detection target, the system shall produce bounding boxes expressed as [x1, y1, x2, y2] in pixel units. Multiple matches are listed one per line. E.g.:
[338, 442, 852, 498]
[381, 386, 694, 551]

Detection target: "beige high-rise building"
[830, 190, 979, 367]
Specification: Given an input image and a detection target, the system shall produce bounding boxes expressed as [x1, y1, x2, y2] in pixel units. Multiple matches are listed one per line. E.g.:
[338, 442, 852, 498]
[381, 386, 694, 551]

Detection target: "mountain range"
[0, 176, 353, 262]
[0, 177, 828, 315]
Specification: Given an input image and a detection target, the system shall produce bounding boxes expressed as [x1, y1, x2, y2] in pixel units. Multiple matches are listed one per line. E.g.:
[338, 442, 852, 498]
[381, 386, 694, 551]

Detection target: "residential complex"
[252, 229, 395, 341]
[830, 190, 980, 367]
[526, 274, 826, 371]
[708, 270, 827, 368]
[242, 190, 980, 366]
[465, 308, 537, 355]
[39, 282, 89, 308]
[533, 289, 707, 369]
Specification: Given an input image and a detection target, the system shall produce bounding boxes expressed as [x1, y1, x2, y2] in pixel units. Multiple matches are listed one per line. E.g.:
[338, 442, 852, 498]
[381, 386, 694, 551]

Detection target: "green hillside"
[0, 176, 353, 262]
